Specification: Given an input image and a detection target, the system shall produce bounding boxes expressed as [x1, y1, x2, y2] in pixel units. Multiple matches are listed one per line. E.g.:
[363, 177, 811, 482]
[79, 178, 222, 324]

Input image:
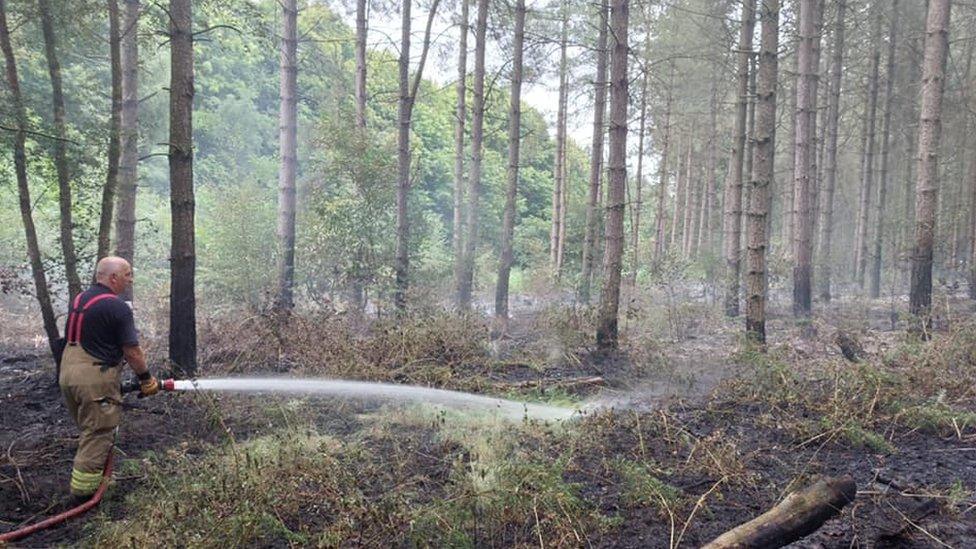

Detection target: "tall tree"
[909, 0, 952, 329]
[653, 65, 674, 260]
[393, 0, 442, 311]
[1, 0, 59, 354]
[97, 0, 122, 263]
[816, 0, 846, 302]
[745, 0, 780, 344]
[274, 0, 298, 311]
[671, 133, 688, 250]
[580, 0, 609, 303]
[854, 2, 883, 287]
[869, 0, 898, 298]
[38, 0, 82, 298]
[549, 7, 568, 274]
[169, 0, 196, 372]
[457, 0, 486, 310]
[350, 0, 368, 311]
[494, 0, 525, 327]
[354, 0, 367, 130]
[791, 0, 822, 317]
[722, 0, 756, 317]
[452, 0, 468, 308]
[629, 25, 650, 285]
[595, 0, 628, 349]
[114, 0, 139, 302]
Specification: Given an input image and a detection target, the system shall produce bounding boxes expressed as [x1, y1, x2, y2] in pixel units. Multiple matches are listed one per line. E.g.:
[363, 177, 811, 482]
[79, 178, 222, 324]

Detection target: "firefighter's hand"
[138, 374, 159, 397]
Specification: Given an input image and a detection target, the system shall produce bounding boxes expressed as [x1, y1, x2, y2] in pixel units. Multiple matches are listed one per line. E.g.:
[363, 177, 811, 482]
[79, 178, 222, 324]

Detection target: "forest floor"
[2, 288, 976, 547]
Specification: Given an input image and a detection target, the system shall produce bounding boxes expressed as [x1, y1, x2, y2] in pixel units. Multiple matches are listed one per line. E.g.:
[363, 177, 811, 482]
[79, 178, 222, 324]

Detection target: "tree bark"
[580, 0, 609, 303]
[704, 476, 856, 549]
[0, 0, 60, 355]
[97, 0, 122, 264]
[870, 0, 899, 298]
[745, 0, 780, 344]
[671, 132, 688, 251]
[682, 140, 696, 258]
[629, 35, 650, 285]
[550, 8, 568, 274]
[700, 65, 719, 256]
[790, 0, 822, 317]
[350, 0, 368, 312]
[494, 0, 525, 328]
[38, 0, 82, 299]
[274, 0, 298, 311]
[458, 0, 486, 310]
[816, 0, 846, 302]
[452, 0, 468, 308]
[595, 0, 628, 350]
[114, 0, 139, 303]
[909, 0, 952, 329]
[168, 0, 196, 373]
[394, 0, 442, 312]
[854, 2, 883, 288]
[722, 0, 756, 318]
[354, 0, 367, 131]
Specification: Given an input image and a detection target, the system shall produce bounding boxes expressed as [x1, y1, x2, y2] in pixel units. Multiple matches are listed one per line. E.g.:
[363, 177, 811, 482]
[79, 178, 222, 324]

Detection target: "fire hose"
[0, 378, 178, 544]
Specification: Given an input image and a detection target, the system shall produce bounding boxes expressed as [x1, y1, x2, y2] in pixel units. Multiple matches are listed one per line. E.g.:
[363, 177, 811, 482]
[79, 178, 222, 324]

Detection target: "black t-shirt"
[65, 284, 139, 365]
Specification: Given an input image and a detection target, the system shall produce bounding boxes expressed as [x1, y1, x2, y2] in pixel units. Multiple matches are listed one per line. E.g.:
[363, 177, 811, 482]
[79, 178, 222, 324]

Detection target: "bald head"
[95, 256, 133, 295]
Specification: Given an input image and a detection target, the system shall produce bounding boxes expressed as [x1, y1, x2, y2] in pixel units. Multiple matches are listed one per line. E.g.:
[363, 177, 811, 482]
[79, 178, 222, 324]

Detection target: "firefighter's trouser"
[59, 345, 121, 496]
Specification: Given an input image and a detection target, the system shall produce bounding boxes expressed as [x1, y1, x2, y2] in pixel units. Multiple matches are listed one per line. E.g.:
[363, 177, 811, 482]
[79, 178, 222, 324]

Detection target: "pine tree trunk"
[807, 0, 824, 265]
[168, 0, 197, 373]
[355, 0, 367, 130]
[0, 0, 60, 355]
[394, 0, 441, 312]
[596, 0, 628, 350]
[671, 133, 688, 251]
[580, 0, 609, 302]
[682, 142, 696, 258]
[459, 0, 487, 310]
[494, 0, 525, 327]
[791, 0, 822, 317]
[902, 34, 921, 289]
[745, 0, 780, 343]
[701, 67, 719, 255]
[909, 0, 952, 328]
[350, 0, 368, 312]
[39, 0, 82, 299]
[782, 51, 797, 257]
[870, 0, 899, 298]
[629, 39, 649, 285]
[550, 10, 568, 273]
[114, 0, 139, 302]
[817, 0, 845, 303]
[653, 68, 674, 261]
[722, 0, 756, 318]
[274, 0, 298, 311]
[743, 51, 757, 248]
[855, 3, 883, 288]
[97, 0, 122, 264]
[452, 0, 468, 308]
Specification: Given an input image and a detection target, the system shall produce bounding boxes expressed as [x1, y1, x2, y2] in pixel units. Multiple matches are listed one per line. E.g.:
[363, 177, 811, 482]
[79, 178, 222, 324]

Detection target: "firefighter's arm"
[123, 345, 158, 396]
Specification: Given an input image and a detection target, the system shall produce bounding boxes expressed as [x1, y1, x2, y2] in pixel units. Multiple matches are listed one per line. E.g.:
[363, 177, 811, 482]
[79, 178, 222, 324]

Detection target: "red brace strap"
[66, 293, 117, 344]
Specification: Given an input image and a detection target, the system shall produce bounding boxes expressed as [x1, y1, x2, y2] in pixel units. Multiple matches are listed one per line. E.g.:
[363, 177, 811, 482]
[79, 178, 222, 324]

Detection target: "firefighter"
[59, 256, 159, 498]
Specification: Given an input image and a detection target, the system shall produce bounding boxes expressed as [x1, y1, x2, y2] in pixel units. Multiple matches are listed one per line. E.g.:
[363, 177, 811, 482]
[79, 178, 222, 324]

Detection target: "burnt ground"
[2, 299, 976, 547]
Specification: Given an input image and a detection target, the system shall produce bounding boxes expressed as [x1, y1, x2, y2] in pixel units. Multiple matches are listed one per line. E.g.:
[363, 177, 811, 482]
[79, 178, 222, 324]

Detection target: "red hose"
[0, 449, 115, 544]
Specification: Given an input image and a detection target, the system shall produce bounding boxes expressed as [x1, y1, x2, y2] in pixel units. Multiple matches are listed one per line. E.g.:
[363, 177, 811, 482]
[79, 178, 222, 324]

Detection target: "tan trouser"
[59, 345, 122, 495]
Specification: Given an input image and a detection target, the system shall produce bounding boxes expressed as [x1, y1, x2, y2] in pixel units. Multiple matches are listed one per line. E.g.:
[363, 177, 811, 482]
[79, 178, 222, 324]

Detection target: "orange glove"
[139, 375, 160, 397]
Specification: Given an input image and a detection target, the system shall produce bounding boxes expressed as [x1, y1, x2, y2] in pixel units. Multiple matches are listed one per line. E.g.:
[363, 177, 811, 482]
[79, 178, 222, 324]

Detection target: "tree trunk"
[742, 51, 757, 251]
[653, 67, 674, 261]
[701, 66, 719, 256]
[349, 0, 368, 312]
[682, 141, 696, 258]
[394, 0, 442, 312]
[790, 0, 822, 317]
[274, 0, 298, 311]
[745, 0, 780, 343]
[550, 9, 568, 274]
[494, 0, 524, 327]
[870, 0, 899, 298]
[782, 50, 797, 257]
[855, 2, 883, 288]
[595, 0, 628, 350]
[580, 0, 609, 303]
[0, 0, 60, 355]
[38, 0, 82, 299]
[817, 0, 846, 302]
[452, 0, 468, 308]
[459, 0, 487, 310]
[97, 0, 122, 264]
[722, 0, 756, 318]
[909, 0, 952, 329]
[168, 0, 196, 373]
[807, 0, 824, 268]
[628, 38, 649, 286]
[114, 0, 139, 302]
[671, 133, 688, 251]
[355, 0, 367, 131]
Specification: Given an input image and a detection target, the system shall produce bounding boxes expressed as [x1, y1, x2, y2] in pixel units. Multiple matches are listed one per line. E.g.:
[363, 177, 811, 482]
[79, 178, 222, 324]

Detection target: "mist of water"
[171, 378, 578, 421]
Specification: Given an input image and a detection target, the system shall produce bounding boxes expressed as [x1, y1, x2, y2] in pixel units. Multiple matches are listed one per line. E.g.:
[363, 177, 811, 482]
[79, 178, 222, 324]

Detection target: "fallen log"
[499, 376, 606, 391]
[703, 475, 857, 549]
